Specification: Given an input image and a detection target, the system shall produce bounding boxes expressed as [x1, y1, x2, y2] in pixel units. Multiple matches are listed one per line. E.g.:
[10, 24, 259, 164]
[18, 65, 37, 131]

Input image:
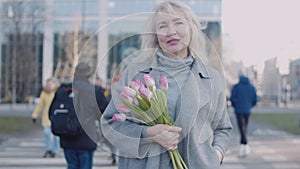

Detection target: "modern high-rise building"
[262, 58, 281, 105]
[289, 58, 300, 100]
[0, 0, 222, 103]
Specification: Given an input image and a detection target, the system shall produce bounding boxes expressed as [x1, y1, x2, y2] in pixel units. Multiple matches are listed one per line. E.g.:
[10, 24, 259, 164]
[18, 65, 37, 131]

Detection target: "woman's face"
[156, 7, 191, 59]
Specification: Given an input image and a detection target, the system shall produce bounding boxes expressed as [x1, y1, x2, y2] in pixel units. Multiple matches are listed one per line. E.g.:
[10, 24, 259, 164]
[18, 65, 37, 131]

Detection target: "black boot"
[43, 151, 51, 158]
[111, 154, 116, 165]
[50, 151, 56, 158]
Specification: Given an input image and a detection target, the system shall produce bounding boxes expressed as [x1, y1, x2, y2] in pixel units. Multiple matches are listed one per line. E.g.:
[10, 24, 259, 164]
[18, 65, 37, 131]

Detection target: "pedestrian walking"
[31, 77, 60, 158]
[230, 74, 257, 157]
[57, 63, 108, 169]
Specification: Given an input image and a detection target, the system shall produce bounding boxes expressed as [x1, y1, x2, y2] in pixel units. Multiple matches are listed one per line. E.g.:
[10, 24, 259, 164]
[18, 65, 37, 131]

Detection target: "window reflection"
[108, 0, 154, 15]
[53, 0, 99, 17]
[183, 0, 221, 17]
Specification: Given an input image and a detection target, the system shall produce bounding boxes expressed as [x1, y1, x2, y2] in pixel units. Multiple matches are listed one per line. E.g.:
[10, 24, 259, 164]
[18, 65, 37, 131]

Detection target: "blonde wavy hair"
[139, 0, 207, 62]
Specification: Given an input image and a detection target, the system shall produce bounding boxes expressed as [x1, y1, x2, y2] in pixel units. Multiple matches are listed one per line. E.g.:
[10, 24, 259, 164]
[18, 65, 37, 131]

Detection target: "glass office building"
[0, 0, 221, 103]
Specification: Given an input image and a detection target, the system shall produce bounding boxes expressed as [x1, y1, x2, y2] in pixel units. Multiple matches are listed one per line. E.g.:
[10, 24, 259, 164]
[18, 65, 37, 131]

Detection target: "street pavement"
[0, 129, 117, 169]
[0, 104, 117, 169]
[222, 111, 300, 169]
[0, 105, 300, 169]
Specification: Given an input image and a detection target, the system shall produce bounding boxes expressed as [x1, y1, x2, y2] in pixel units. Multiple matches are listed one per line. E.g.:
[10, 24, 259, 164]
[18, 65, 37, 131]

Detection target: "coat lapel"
[174, 59, 211, 138]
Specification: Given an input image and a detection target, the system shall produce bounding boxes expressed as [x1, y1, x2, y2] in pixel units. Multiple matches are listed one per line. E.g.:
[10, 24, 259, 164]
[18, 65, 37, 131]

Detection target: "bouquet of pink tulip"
[112, 74, 188, 169]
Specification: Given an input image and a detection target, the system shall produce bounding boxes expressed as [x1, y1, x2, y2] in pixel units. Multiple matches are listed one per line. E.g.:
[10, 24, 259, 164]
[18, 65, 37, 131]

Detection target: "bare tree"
[3, 0, 44, 103]
[54, 26, 97, 82]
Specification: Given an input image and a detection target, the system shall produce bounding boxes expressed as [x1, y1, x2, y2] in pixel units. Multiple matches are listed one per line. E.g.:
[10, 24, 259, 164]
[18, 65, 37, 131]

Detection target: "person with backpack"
[32, 77, 60, 158]
[50, 63, 108, 169]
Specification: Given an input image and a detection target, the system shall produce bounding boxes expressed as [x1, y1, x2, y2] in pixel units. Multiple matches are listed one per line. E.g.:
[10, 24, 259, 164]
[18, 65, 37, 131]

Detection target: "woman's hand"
[147, 124, 182, 151]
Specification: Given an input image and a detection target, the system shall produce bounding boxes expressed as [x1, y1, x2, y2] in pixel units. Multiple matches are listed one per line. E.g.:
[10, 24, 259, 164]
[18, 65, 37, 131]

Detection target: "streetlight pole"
[0, 2, 2, 103]
[81, 0, 86, 35]
[8, 4, 17, 106]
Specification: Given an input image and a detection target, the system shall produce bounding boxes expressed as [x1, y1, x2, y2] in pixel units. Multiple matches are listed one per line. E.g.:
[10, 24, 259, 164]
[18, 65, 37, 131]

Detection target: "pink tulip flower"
[159, 76, 168, 91]
[136, 79, 143, 86]
[139, 85, 153, 99]
[122, 86, 137, 97]
[120, 91, 133, 103]
[130, 81, 142, 92]
[117, 103, 130, 113]
[143, 74, 155, 87]
[112, 113, 127, 122]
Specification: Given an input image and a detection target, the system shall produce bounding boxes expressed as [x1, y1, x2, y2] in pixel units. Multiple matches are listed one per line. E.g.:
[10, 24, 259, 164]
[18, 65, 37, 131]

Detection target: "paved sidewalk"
[223, 136, 300, 169]
[0, 128, 117, 169]
[1, 105, 300, 168]
[221, 111, 300, 169]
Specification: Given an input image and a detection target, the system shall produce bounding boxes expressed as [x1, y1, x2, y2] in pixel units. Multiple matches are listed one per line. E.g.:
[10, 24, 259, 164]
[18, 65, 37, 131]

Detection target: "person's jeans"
[43, 126, 60, 153]
[235, 114, 250, 144]
[63, 149, 94, 169]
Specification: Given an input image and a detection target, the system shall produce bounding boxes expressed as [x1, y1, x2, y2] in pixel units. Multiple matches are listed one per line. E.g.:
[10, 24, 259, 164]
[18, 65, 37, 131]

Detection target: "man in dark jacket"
[60, 63, 108, 169]
[230, 74, 257, 158]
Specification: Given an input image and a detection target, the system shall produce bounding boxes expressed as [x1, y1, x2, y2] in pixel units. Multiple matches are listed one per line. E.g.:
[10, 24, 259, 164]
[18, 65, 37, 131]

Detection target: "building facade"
[0, 0, 222, 103]
[289, 58, 300, 100]
[261, 58, 282, 105]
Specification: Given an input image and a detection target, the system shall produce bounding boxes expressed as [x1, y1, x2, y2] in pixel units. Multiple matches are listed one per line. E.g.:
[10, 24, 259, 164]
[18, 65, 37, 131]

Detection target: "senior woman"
[101, 0, 232, 168]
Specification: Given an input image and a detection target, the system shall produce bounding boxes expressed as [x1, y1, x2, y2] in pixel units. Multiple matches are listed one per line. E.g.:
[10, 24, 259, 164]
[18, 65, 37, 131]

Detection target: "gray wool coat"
[101, 56, 232, 169]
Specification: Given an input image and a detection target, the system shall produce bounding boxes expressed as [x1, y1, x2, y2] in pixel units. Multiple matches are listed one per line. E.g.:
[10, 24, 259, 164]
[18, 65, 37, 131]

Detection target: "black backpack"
[49, 83, 83, 137]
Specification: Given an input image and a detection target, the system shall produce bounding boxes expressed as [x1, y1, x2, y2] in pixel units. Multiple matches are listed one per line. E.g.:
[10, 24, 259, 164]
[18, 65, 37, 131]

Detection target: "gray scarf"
[156, 51, 194, 120]
[149, 51, 201, 168]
